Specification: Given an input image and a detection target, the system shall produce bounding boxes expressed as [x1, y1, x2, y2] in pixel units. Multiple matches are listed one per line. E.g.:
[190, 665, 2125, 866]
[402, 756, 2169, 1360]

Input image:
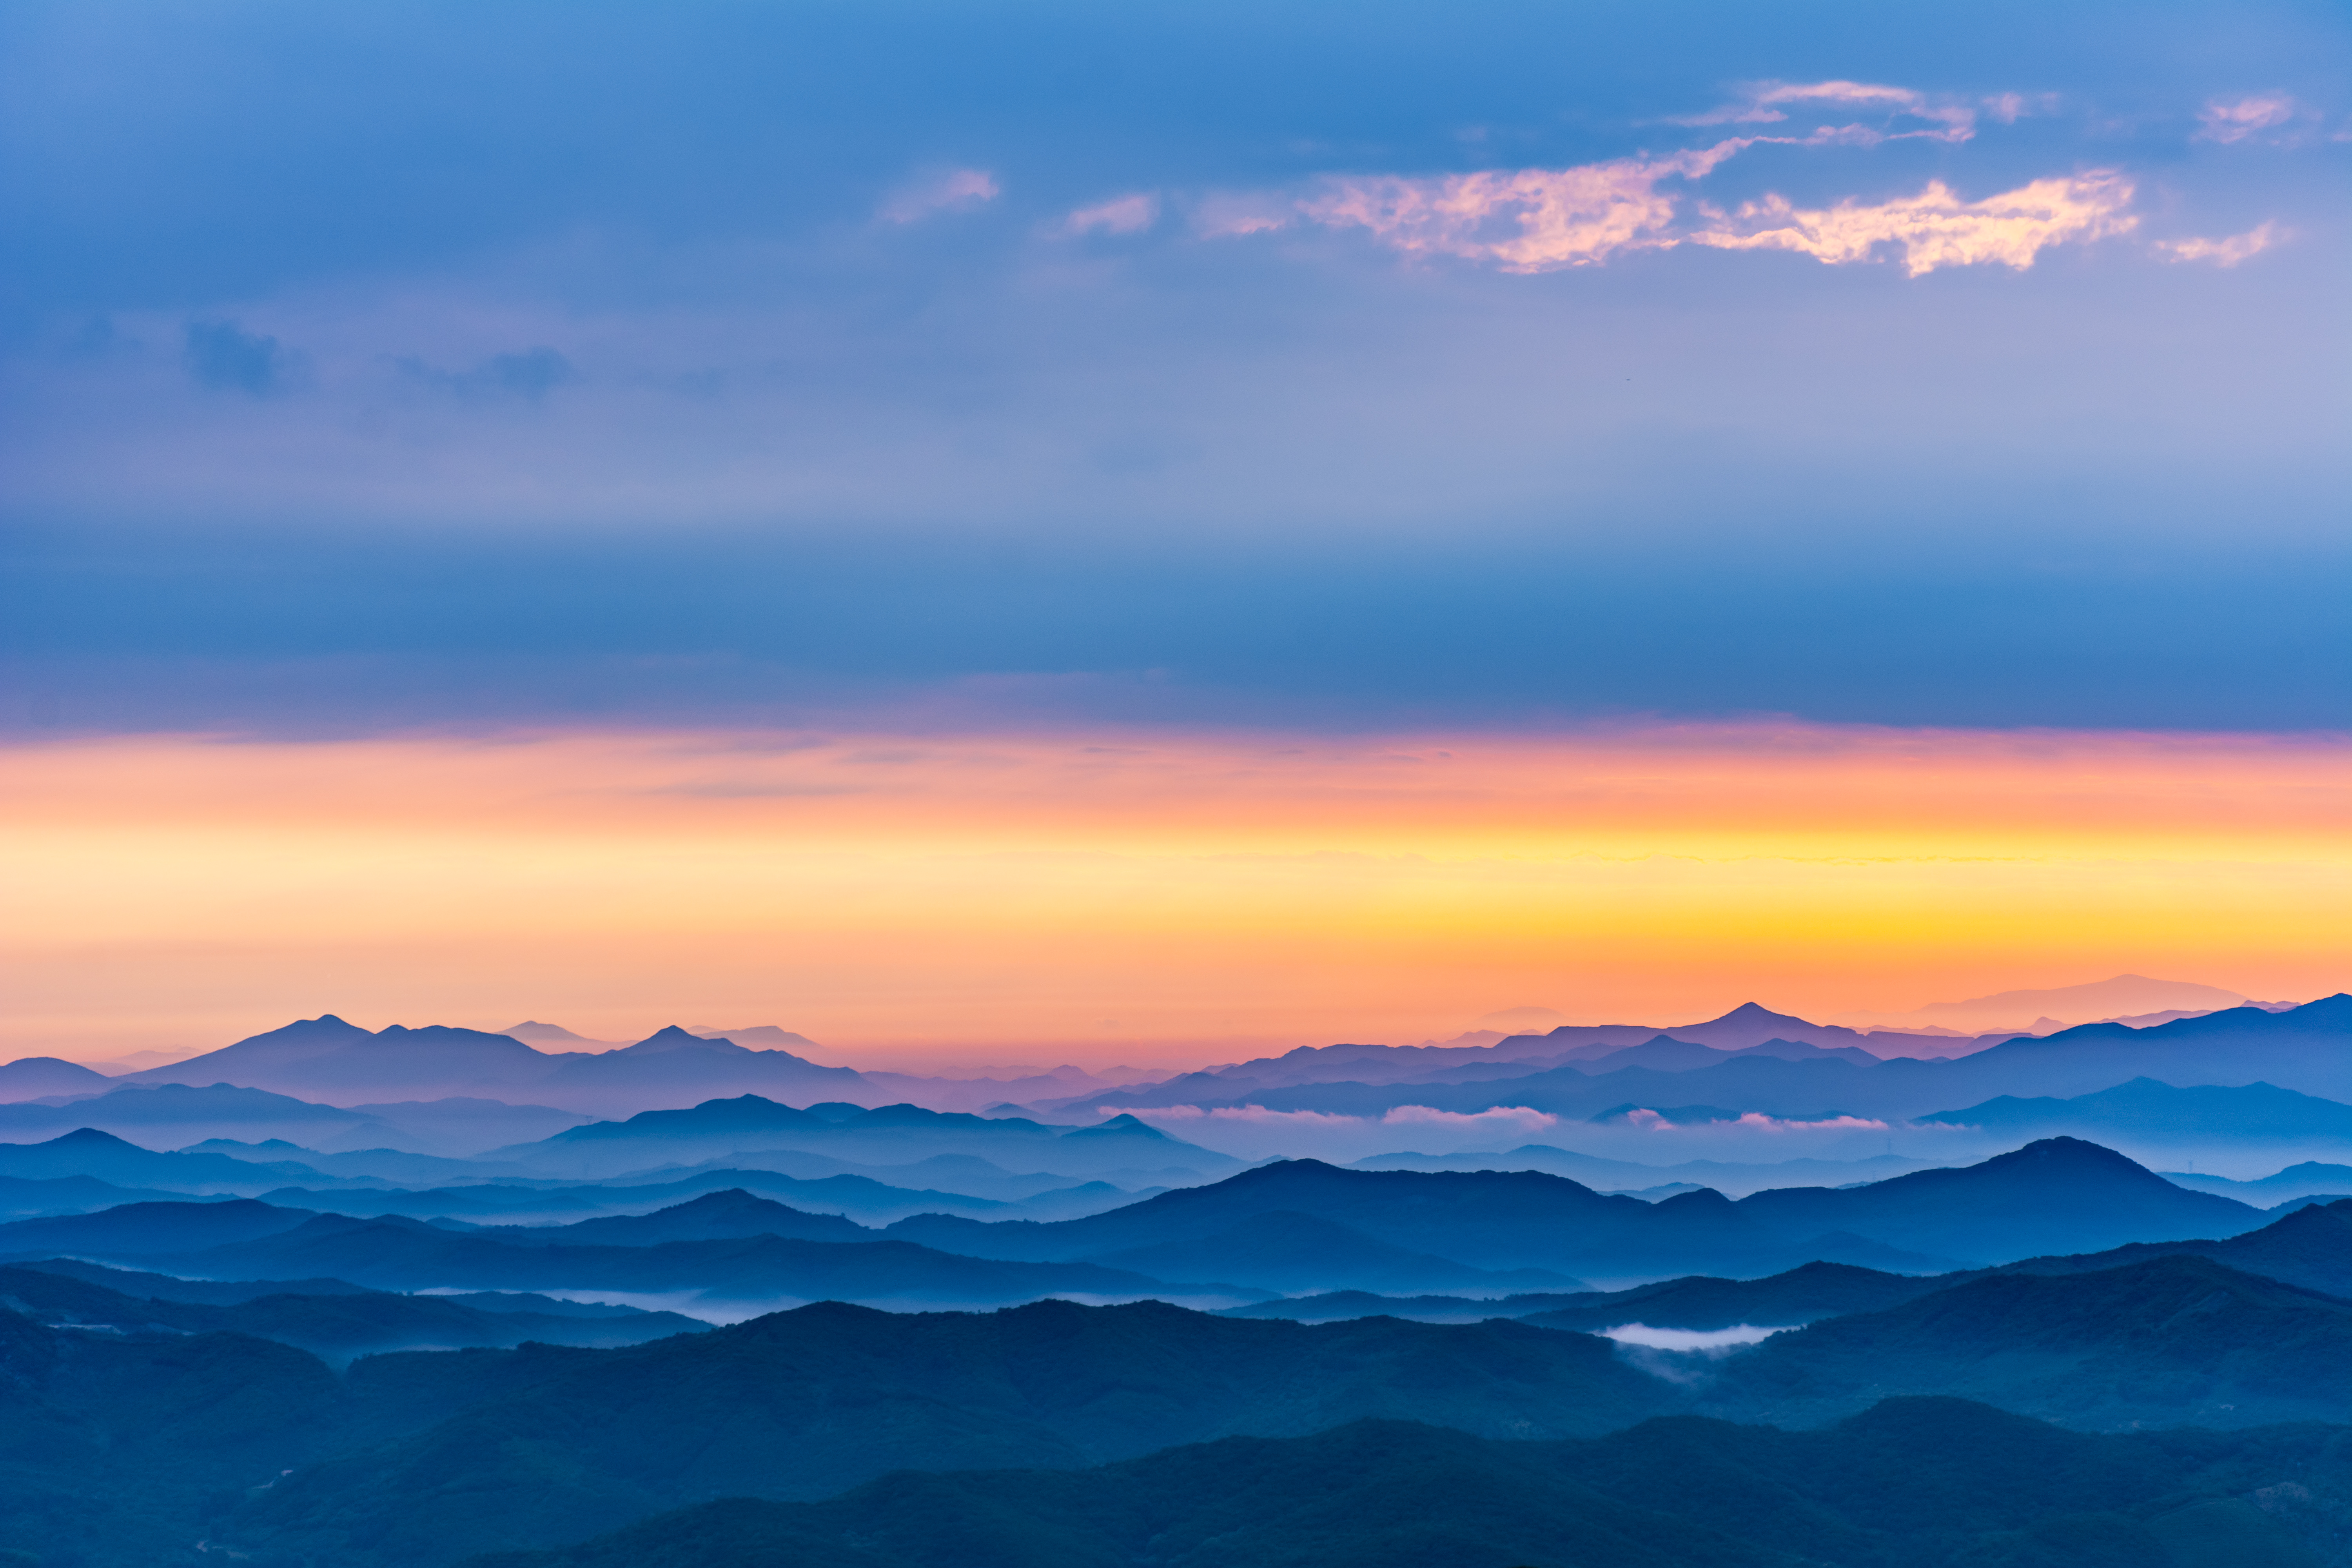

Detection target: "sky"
[1, 1, 2346, 1065]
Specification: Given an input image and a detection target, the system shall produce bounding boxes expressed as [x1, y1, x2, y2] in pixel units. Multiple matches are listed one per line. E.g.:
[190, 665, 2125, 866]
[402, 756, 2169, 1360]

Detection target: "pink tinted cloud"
[1065, 192, 1161, 236]
[1300, 140, 1745, 272]
[2196, 95, 2301, 144]
[1690, 172, 2138, 276]
[878, 168, 1002, 223]
[2156, 221, 2286, 266]
[1678, 80, 1978, 143]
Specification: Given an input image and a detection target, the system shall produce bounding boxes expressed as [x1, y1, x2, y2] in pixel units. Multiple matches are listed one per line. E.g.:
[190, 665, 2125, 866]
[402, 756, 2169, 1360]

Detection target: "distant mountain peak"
[625, 1025, 730, 1053]
[1708, 1002, 1809, 1025]
[51, 1127, 147, 1149]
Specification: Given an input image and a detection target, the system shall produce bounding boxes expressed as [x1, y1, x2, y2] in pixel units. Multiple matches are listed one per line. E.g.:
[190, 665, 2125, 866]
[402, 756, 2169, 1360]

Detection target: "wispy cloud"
[1620, 1109, 1893, 1132]
[1299, 141, 1745, 272]
[2156, 221, 2286, 267]
[1065, 192, 1161, 236]
[1675, 79, 1978, 143]
[1689, 173, 2138, 277]
[2196, 94, 2301, 144]
[878, 168, 1001, 223]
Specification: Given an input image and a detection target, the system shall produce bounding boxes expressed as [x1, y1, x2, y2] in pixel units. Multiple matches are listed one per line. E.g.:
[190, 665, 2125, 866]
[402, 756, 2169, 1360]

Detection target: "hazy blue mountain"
[531, 1025, 871, 1110]
[223, 1299, 1680, 1565]
[16, 1255, 380, 1300]
[0, 1126, 344, 1191]
[1920, 1077, 2352, 1142]
[0, 1081, 393, 1144]
[459, 1188, 872, 1247]
[461, 1401, 2344, 1568]
[2167, 1160, 2352, 1204]
[1705, 1254, 2352, 1430]
[1211, 1263, 1940, 1330]
[0, 1300, 584, 1566]
[113, 1015, 877, 1115]
[1352, 1146, 1939, 1199]
[257, 1165, 1049, 1225]
[0, 1171, 201, 1218]
[0, 1195, 322, 1255]
[1213, 1288, 1597, 1323]
[1082, 1209, 1585, 1295]
[119, 1014, 556, 1096]
[1997, 1195, 2352, 1299]
[1733, 1138, 2265, 1263]
[88, 1206, 1218, 1307]
[1521, 1261, 1948, 1334]
[0, 1055, 114, 1099]
[886, 1140, 2252, 1283]
[0, 1263, 707, 1364]
[492, 1097, 1240, 1181]
[881, 1158, 1821, 1281]
[1040, 1005, 1981, 1114]
[1089, 996, 2352, 1123]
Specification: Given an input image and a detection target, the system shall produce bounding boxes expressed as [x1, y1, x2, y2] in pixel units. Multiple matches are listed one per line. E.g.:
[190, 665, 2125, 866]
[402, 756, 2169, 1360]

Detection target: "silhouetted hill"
[494, 1095, 1240, 1180]
[1083, 1209, 1583, 1294]
[1733, 1137, 2264, 1263]
[0, 1125, 338, 1189]
[1996, 1195, 2352, 1299]
[886, 1142, 2250, 1285]
[2168, 1160, 2352, 1204]
[0, 1263, 706, 1363]
[465, 1188, 872, 1246]
[1706, 1254, 2352, 1429]
[115, 1016, 875, 1115]
[0, 1195, 320, 1255]
[0, 1055, 113, 1099]
[0, 1081, 392, 1142]
[0, 1170, 194, 1219]
[1103, 995, 2352, 1123]
[461, 1401, 2347, 1568]
[133, 1210, 1213, 1307]
[225, 1298, 1680, 1564]
[1920, 1077, 2352, 1142]
[1522, 1261, 1947, 1334]
[884, 1159, 1816, 1283]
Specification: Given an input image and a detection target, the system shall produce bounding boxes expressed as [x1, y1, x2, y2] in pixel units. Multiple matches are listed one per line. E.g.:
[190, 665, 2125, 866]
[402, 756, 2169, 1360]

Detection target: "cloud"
[2196, 95, 2300, 144]
[395, 346, 579, 400]
[1619, 1109, 1893, 1133]
[1602, 1323, 1791, 1351]
[878, 167, 1001, 223]
[183, 319, 284, 395]
[1300, 141, 1744, 272]
[1689, 172, 2138, 276]
[1065, 192, 1160, 236]
[1676, 80, 1977, 143]
[1379, 1105, 1560, 1133]
[1192, 193, 1292, 237]
[2156, 221, 2286, 267]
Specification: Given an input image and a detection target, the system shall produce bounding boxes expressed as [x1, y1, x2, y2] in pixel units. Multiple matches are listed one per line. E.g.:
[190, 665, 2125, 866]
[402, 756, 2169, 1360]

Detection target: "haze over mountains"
[5, 985, 2351, 1564]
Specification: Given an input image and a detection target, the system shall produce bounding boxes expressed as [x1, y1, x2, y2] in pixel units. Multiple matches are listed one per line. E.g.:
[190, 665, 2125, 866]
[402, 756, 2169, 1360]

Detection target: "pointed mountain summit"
[1647, 1003, 1883, 1053]
[617, 1025, 735, 1054]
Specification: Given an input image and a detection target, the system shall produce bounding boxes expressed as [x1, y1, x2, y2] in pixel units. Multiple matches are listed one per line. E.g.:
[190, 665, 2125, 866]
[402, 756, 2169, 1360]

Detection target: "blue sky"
[2, 0, 2346, 736]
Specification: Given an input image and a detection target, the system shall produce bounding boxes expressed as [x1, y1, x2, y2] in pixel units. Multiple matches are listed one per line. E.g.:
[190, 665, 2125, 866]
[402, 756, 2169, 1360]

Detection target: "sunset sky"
[2, 1, 2345, 1065]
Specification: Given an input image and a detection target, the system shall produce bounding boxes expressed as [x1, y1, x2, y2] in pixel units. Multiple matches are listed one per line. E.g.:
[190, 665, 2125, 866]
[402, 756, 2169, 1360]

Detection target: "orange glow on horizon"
[4, 723, 2345, 1067]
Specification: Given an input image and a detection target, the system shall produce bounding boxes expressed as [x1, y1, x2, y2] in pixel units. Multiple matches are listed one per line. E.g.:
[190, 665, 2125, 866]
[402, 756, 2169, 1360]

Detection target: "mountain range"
[459, 1398, 2342, 1568]
[883, 1139, 2260, 1283]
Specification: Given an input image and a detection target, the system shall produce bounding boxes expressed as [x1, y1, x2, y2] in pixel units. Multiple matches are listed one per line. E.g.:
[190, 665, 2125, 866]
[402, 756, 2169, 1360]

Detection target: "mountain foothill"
[2, 994, 2350, 1565]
